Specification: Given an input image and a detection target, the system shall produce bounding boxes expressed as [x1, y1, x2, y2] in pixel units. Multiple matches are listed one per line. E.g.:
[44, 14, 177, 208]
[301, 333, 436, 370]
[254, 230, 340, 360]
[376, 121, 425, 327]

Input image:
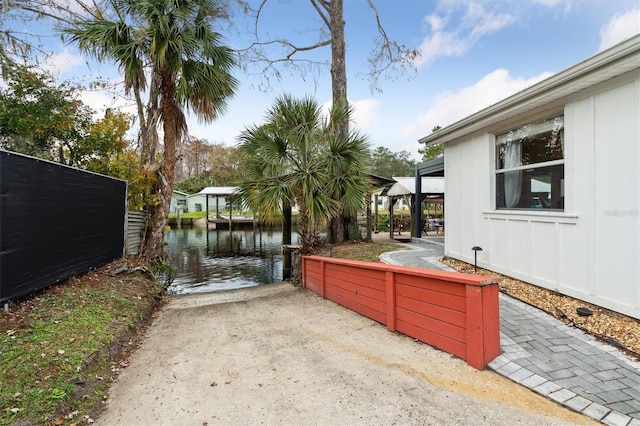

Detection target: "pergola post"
[413, 170, 423, 238]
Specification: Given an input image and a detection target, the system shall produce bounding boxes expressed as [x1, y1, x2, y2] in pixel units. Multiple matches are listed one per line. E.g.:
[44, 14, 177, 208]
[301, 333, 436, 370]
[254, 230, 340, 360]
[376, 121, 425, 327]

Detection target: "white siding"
[187, 194, 207, 212]
[444, 134, 491, 262]
[562, 96, 595, 294]
[126, 210, 147, 256]
[444, 73, 640, 319]
[592, 80, 640, 309]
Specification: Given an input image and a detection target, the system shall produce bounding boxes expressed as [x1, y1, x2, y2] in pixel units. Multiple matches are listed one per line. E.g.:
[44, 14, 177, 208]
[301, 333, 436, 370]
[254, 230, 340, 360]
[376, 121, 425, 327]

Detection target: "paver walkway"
[380, 237, 640, 426]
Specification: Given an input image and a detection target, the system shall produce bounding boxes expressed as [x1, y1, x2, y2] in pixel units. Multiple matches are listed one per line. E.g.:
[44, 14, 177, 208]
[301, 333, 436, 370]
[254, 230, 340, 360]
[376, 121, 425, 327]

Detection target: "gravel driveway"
[97, 283, 593, 425]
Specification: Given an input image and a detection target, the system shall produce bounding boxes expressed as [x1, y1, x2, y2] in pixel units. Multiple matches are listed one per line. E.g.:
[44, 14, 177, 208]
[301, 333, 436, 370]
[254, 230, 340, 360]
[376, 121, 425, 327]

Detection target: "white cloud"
[186, 96, 382, 148]
[190, 119, 239, 145]
[43, 49, 85, 75]
[350, 98, 382, 130]
[599, 9, 640, 51]
[403, 68, 553, 139]
[79, 86, 136, 119]
[531, 0, 570, 7]
[313, 97, 382, 133]
[415, 3, 515, 67]
[425, 14, 446, 32]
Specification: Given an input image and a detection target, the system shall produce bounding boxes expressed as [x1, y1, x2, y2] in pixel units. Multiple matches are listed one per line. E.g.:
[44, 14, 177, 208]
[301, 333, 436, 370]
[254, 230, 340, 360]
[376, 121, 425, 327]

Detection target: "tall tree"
[0, 63, 129, 168]
[239, 1, 419, 95]
[175, 142, 244, 193]
[65, 0, 238, 260]
[418, 125, 443, 162]
[176, 136, 213, 182]
[367, 146, 416, 179]
[239, 0, 419, 242]
[237, 94, 370, 255]
[0, 62, 156, 209]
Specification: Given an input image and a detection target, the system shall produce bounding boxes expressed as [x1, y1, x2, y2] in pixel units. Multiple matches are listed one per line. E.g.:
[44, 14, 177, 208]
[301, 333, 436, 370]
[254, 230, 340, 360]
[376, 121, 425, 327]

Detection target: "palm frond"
[237, 94, 370, 252]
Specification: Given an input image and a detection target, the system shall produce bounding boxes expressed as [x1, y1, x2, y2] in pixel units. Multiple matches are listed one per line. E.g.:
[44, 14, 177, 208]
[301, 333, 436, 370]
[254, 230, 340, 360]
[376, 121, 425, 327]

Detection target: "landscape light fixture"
[471, 246, 483, 273]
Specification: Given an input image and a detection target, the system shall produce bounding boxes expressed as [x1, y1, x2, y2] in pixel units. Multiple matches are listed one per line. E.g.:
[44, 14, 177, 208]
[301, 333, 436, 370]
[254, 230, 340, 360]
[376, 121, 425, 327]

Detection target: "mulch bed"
[441, 257, 640, 361]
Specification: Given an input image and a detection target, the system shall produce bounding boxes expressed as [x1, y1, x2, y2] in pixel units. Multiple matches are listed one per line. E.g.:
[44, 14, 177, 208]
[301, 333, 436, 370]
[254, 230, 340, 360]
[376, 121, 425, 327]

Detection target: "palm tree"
[237, 94, 370, 256]
[64, 0, 238, 260]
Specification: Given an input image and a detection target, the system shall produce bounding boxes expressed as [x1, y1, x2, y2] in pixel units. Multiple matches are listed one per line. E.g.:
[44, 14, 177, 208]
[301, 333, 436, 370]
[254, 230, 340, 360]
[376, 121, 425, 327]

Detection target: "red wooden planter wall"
[302, 255, 501, 370]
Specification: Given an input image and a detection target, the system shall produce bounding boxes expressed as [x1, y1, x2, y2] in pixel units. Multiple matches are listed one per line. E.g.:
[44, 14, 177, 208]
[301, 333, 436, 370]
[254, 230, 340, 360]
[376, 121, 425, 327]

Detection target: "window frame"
[494, 114, 565, 211]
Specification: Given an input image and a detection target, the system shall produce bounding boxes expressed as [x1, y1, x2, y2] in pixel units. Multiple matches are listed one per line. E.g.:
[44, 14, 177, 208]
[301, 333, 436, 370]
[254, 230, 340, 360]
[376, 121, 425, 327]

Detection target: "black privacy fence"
[0, 150, 127, 303]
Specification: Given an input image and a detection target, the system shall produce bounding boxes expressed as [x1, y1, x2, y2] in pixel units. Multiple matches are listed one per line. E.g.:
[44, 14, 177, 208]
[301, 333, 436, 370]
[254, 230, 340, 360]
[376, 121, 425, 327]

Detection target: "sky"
[40, 0, 640, 161]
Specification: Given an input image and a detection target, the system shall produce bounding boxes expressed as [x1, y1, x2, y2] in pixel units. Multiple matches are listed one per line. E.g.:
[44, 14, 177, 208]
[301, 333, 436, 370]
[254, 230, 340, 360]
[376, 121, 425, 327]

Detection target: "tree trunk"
[328, 0, 349, 243]
[139, 72, 161, 165]
[329, 0, 347, 116]
[133, 72, 164, 261]
[142, 73, 179, 261]
[143, 171, 171, 260]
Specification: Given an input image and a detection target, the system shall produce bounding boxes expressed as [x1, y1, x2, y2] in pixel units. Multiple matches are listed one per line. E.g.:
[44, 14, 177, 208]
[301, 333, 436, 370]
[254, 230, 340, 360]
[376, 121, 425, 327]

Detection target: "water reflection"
[164, 227, 296, 294]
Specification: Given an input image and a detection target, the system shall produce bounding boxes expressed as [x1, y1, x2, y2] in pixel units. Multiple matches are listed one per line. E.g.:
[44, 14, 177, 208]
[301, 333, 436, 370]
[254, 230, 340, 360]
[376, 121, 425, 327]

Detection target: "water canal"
[164, 227, 297, 294]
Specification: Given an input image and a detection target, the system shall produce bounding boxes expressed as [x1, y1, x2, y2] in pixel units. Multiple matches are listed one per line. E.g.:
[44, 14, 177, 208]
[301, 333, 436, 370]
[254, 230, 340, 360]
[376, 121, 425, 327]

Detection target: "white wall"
[171, 192, 188, 213]
[444, 72, 640, 319]
[187, 194, 206, 213]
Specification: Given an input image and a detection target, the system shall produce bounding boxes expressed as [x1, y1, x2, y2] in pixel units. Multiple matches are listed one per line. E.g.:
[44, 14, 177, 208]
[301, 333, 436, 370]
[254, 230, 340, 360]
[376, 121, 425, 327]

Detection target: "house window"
[496, 115, 564, 210]
[195, 203, 202, 212]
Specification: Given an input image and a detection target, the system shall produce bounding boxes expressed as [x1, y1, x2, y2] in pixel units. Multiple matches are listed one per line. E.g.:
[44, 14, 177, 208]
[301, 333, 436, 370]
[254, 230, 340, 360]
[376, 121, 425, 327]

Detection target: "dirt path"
[97, 283, 594, 425]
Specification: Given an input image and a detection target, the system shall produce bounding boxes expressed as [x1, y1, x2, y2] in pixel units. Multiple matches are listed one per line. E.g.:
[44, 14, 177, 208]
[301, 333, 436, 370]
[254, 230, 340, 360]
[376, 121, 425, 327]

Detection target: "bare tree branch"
[233, 0, 420, 95]
[364, 0, 421, 92]
[310, 0, 329, 28]
[253, 0, 268, 40]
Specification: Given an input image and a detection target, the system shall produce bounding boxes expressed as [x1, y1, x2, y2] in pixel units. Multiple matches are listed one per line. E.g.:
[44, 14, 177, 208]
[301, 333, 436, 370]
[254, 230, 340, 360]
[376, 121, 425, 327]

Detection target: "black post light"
[471, 246, 483, 273]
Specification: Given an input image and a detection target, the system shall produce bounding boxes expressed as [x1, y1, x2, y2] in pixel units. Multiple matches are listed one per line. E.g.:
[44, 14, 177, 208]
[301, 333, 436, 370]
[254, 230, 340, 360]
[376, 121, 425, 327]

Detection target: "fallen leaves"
[0, 260, 165, 425]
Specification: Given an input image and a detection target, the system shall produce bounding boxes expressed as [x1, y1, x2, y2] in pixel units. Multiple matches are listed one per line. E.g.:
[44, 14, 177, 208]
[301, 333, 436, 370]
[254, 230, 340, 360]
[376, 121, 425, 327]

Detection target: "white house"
[186, 193, 207, 213]
[170, 190, 188, 213]
[195, 186, 238, 212]
[418, 34, 640, 320]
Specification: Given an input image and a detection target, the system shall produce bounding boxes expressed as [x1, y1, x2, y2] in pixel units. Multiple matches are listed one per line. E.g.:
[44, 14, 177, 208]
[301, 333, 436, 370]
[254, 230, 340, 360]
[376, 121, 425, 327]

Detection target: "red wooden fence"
[302, 255, 501, 370]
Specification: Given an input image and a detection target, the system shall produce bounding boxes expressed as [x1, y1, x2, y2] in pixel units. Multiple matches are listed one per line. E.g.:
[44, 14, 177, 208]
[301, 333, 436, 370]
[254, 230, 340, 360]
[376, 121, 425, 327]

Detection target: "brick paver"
[382, 238, 640, 424]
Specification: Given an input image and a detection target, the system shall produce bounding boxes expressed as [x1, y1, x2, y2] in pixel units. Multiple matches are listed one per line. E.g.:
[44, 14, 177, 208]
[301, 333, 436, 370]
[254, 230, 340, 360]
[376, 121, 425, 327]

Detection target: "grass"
[0, 264, 164, 425]
[168, 211, 207, 219]
[0, 240, 400, 425]
[329, 241, 406, 263]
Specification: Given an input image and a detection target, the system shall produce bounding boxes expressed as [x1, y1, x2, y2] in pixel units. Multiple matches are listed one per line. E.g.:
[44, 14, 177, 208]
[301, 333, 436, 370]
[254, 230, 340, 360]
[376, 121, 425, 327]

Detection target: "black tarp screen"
[0, 151, 127, 303]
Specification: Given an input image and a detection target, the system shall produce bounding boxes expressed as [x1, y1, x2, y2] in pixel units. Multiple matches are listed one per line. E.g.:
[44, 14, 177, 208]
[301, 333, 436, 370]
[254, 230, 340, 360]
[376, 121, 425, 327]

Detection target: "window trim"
[494, 114, 565, 211]
[495, 159, 564, 174]
[483, 210, 577, 224]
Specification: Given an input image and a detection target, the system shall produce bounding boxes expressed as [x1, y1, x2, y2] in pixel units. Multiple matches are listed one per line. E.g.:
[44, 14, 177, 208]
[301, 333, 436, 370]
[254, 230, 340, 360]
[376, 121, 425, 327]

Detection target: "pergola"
[198, 186, 239, 215]
[412, 156, 445, 238]
[384, 173, 444, 239]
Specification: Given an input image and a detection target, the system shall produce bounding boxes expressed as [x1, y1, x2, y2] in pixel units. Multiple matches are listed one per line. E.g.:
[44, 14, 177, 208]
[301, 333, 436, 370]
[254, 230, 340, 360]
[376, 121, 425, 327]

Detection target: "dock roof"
[197, 186, 239, 196]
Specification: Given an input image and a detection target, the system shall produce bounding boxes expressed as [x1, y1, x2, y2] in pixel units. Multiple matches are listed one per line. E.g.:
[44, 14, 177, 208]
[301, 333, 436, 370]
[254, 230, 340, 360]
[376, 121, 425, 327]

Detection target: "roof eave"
[418, 34, 640, 146]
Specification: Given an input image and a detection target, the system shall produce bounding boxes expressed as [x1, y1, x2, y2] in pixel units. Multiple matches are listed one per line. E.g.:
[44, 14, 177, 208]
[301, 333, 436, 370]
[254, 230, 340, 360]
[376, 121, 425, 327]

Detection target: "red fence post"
[482, 284, 501, 363]
[385, 271, 396, 331]
[465, 285, 484, 369]
[465, 284, 501, 370]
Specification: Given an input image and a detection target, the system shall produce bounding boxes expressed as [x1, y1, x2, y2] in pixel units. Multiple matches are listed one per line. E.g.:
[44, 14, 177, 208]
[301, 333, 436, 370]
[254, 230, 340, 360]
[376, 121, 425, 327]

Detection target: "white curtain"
[497, 116, 564, 208]
[503, 140, 521, 208]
